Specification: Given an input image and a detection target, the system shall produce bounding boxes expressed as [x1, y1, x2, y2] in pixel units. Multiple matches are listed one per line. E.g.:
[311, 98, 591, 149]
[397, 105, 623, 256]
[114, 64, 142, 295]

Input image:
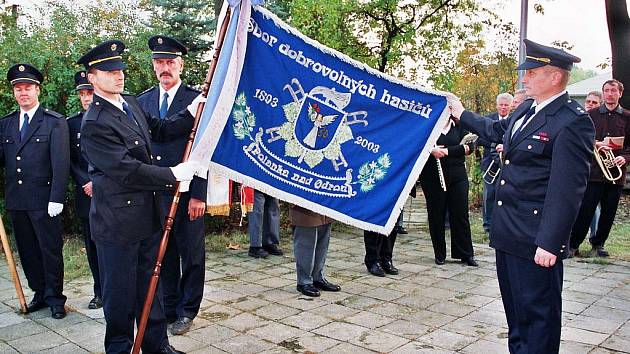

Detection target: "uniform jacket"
[587, 104, 630, 185]
[289, 205, 333, 227]
[420, 122, 470, 186]
[137, 84, 207, 202]
[81, 94, 194, 244]
[0, 106, 69, 210]
[477, 112, 502, 172]
[67, 111, 91, 218]
[461, 93, 594, 259]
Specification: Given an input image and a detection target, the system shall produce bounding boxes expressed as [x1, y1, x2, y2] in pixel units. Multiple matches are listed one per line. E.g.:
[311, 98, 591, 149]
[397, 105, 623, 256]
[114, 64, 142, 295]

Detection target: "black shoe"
[262, 243, 284, 256]
[26, 298, 46, 313]
[51, 305, 66, 319]
[296, 284, 320, 297]
[435, 258, 445, 265]
[381, 260, 399, 275]
[313, 279, 341, 292]
[248, 247, 269, 258]
[462, 257, 479, 267]
[169, 316, 193, 335]
[88, 296, 102, 309]
[591, 245, 609, 258]
[395, 226, 408, 234]
[367, 263, 386, 277]
[149, 344, 185, 354]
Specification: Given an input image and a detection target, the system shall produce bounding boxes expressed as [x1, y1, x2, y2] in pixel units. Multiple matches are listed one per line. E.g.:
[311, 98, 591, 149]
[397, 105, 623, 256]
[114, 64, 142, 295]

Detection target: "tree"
[606, 0, 630, 108]
[148, 0, 216, 86]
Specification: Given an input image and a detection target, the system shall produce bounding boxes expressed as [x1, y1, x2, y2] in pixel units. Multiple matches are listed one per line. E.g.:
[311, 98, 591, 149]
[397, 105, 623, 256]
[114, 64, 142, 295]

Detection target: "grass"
[468, 206, 630, 261]
[62, 235, 91, 281]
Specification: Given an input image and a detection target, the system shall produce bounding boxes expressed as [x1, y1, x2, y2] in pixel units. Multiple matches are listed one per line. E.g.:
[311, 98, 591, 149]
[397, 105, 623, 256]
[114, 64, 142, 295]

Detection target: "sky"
[500, 0, 627, 72]
[10, 0, 627, 72]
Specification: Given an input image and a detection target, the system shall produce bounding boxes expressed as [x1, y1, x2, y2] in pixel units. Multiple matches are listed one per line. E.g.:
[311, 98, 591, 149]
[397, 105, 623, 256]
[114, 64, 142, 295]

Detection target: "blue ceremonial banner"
[191, 4, 450, 234]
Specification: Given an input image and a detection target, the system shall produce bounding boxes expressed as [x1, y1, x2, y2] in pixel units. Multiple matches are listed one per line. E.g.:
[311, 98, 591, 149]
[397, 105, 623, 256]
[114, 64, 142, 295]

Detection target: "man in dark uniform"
[137, 35, 207, 335]
[78, 40, 204, 354]
[67, 70, 102, 309]
[1, 64, 69, 319]
[449, 39, 595, 353]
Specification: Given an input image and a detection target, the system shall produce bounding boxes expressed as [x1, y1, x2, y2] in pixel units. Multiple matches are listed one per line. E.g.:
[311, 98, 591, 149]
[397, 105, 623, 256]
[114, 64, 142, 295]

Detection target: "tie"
[159, 92, 169, 119]
[20, 113, 29, 140]
[122, 102, 137, 126]
[512, 106, 536, 140]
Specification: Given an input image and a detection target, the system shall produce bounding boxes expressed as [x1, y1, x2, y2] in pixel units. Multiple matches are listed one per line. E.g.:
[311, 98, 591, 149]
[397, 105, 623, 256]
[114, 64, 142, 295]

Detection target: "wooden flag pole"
[0, 214, 27, 314]
[132, 5, 233, 354]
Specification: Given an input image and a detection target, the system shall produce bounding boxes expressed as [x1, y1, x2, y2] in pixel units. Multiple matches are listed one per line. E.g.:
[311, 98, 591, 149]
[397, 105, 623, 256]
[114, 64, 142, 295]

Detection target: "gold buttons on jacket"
[504, 159, 510, 165]
[497, 201, 503, 206]
[500, 180, 505, 185]
[127, 200, 131, 205]
[134, 141, 139, 145]
[157, 156, 162, 161]
[17, 180, 22, 184]
[16, 168, 21, 173]
[533, 209, 538, 215]
[527, 145, 532, 150]
[16, 156, 21, 161]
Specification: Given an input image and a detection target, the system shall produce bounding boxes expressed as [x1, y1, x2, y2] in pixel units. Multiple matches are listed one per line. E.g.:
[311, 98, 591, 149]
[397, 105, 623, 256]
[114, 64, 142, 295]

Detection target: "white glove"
[48, 202, 63, 217]
[187, 94, 207, 117]
[170, 161, 203, 182]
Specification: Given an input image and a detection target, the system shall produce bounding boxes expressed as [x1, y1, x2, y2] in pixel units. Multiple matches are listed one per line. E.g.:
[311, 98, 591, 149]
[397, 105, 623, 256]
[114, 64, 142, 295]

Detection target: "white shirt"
[95, 93, 128, 113]
[511, 90, 566, 138]
[19, 104, 40, 129]
[159, 80, 182, 111]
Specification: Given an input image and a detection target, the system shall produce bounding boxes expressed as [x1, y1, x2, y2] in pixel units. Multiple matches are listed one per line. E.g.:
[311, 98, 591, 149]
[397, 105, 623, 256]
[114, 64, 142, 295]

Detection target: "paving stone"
[293, 334, 339, 352]
[461, 339, 507, 354]
[344, 310, 394, 329]
[0, 312, 26, 328]
[559, 340, 596, 354]
[247, 322, 308, 344]
[254, 303, 301, 320]
[334, 294, 382, 310]
[406, 309, 458, 328]
[378, 319, 431, 340]
[306, 303, 358, 320]
[581, 305, 630, 322]
[417, 328, 477, 351]
[281, 296, 328, 311]
[0, 342, 18, 354]
[313, 322, 369, 342]
[279, 310, 331, 331]
[441, 318, 501, 338]
[390, 341, 456, 354]
[349, 329, 409, 352]
[8, 331, 68, 352]
[187, 324, 240, 345]
[198, 303, 242, 322]
[0, 320, 47, 341]
[230, 297, 271, 311]
[36, 342, 89, 354]
[561, 326, 610, 345]
[320, 341, 377, 354]
[213, 334, 275, 353]
[218, 312, 271, 332]
[393, 294, 439, 309]
[600, 335, 630, 353]
[566, 315, 624, 334]
[427, 300, 476, 317]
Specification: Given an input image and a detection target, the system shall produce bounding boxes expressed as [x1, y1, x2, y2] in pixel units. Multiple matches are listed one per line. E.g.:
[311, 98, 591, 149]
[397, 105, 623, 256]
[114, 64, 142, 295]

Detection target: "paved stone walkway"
[1, 197, 630, 353]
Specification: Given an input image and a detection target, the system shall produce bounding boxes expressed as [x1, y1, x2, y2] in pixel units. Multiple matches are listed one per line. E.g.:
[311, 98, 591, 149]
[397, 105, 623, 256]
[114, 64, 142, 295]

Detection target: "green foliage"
[568, 66, 598, 85]
[147, 0, 217, 86]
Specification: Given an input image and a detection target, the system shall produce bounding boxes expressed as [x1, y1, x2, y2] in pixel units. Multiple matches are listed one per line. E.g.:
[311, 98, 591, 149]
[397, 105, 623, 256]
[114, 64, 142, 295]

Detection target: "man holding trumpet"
[570, 79, 630, 258]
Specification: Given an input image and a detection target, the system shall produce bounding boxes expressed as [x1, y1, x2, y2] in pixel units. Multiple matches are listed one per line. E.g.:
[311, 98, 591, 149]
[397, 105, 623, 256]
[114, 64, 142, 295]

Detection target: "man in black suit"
[1, 64, 69, 319]
[137, 35, 207, 335]
[449, 39, 595, 353]
[78, 39, 203, 354]
[67, 70, 102, 309]
[478, 93, 513, 234]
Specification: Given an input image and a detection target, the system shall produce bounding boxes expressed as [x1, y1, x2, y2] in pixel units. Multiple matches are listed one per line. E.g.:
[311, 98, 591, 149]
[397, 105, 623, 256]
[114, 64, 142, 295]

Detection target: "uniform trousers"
[421, 177, 474, 261]
[81, 217, 101, 298]
[293, 224, 331, 286]
[363, 228, 397, 267]
[570, 181, 623, 249]
[248, 190, 280, 247]
[482, 180, 497, 233]
[96, 232, 168, 354]
[9, 210, 66, 305]
[160, 193, 205, 321]
[496, 250, 563, 354]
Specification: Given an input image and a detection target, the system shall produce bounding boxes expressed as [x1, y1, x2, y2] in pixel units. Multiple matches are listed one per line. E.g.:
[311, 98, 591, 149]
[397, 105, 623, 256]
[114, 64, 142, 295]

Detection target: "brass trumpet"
[483, 151, 502, 184]
[594, 145, 623, 182]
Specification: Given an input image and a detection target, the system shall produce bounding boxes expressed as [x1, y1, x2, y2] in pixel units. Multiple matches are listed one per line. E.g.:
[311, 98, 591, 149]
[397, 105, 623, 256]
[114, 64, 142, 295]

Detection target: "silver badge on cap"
[111, 43, 117, 51]
[18, 65, 25, 72]
[157, 37, 163, 44]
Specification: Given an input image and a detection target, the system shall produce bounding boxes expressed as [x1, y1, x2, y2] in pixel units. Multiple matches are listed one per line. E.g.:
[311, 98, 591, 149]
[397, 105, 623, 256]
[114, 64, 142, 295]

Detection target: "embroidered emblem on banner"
[230, 78, 391, 197]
